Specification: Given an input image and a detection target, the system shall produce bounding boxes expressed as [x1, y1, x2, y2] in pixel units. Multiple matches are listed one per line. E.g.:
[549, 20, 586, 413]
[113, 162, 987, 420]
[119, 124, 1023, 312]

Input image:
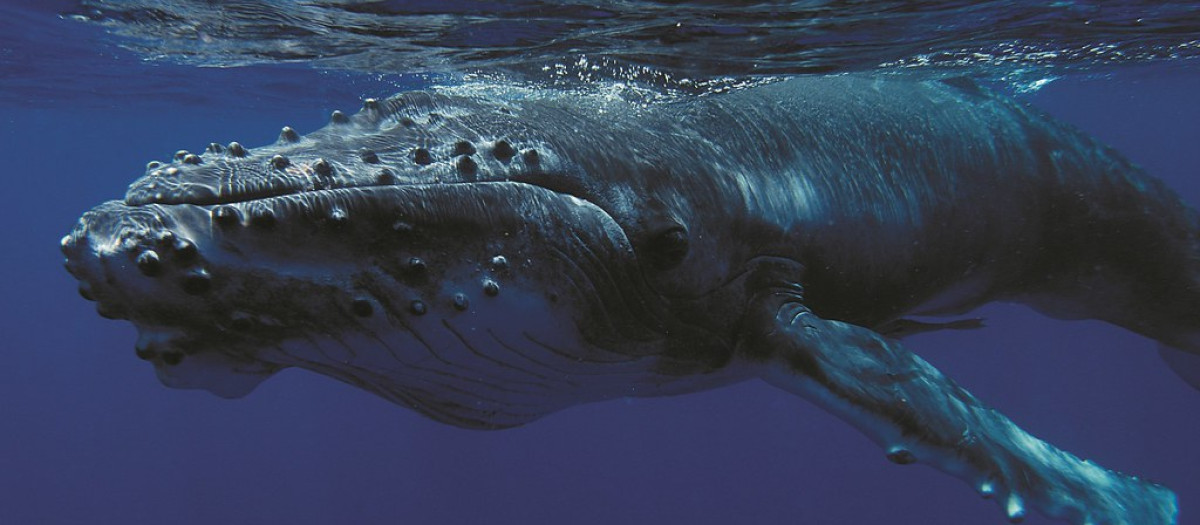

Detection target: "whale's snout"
[63, 199, 219, 320]
[62, 200, 280, 397]
[62, 201, 188, 322]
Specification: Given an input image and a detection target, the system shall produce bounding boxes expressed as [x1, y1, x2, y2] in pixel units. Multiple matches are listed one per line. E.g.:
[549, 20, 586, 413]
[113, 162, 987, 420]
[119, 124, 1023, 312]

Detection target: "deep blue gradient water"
[2, 2, 1199, 524]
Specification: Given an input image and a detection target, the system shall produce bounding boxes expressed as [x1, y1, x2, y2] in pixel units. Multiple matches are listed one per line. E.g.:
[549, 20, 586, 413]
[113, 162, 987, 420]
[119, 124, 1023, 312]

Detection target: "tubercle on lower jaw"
[125, 93, 548, 208]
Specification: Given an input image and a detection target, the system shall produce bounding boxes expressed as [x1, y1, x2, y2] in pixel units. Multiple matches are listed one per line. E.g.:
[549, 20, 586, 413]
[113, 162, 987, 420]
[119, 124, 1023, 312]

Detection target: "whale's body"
[63, 76, 1197, 524]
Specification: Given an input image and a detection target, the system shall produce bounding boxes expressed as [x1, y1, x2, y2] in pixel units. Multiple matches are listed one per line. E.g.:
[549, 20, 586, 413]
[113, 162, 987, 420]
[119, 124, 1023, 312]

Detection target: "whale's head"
[60, 92, 711, 425]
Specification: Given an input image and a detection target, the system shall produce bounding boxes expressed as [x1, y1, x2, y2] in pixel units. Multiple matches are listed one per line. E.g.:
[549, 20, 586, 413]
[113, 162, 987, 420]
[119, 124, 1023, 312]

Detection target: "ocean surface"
[2, 1, 1199, 524]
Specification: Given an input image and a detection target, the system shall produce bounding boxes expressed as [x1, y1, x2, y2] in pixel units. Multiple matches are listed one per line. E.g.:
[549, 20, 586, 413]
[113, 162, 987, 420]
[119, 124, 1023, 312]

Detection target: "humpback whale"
[62, 75, 1196, 524]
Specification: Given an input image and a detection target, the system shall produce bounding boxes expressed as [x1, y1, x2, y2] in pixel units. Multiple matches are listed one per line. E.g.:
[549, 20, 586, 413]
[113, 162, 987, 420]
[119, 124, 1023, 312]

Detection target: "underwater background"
[2, 1, 1199, 523]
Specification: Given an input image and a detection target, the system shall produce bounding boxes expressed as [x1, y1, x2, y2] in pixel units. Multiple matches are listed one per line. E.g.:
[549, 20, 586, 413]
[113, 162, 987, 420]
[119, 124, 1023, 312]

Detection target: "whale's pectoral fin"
[738, 277, 1177, 525]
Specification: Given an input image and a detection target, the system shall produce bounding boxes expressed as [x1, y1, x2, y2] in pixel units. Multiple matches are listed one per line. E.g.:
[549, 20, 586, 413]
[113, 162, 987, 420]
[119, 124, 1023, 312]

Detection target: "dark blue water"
[2, 2, 1199, 524]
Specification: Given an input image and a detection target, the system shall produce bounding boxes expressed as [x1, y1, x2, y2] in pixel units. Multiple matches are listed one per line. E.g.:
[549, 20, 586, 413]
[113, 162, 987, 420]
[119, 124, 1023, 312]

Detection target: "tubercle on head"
[124, 228, 215, 296]
[279, 126, 299, 143]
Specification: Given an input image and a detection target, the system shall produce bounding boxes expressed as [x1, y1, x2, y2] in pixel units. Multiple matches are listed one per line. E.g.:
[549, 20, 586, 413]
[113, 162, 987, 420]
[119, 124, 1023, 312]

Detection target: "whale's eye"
[644, 224, 689, 271]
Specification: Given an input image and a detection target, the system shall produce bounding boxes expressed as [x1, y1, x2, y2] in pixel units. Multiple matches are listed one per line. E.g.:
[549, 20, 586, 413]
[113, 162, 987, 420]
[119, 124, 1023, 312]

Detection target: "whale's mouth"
[124, 163, 400, 207]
